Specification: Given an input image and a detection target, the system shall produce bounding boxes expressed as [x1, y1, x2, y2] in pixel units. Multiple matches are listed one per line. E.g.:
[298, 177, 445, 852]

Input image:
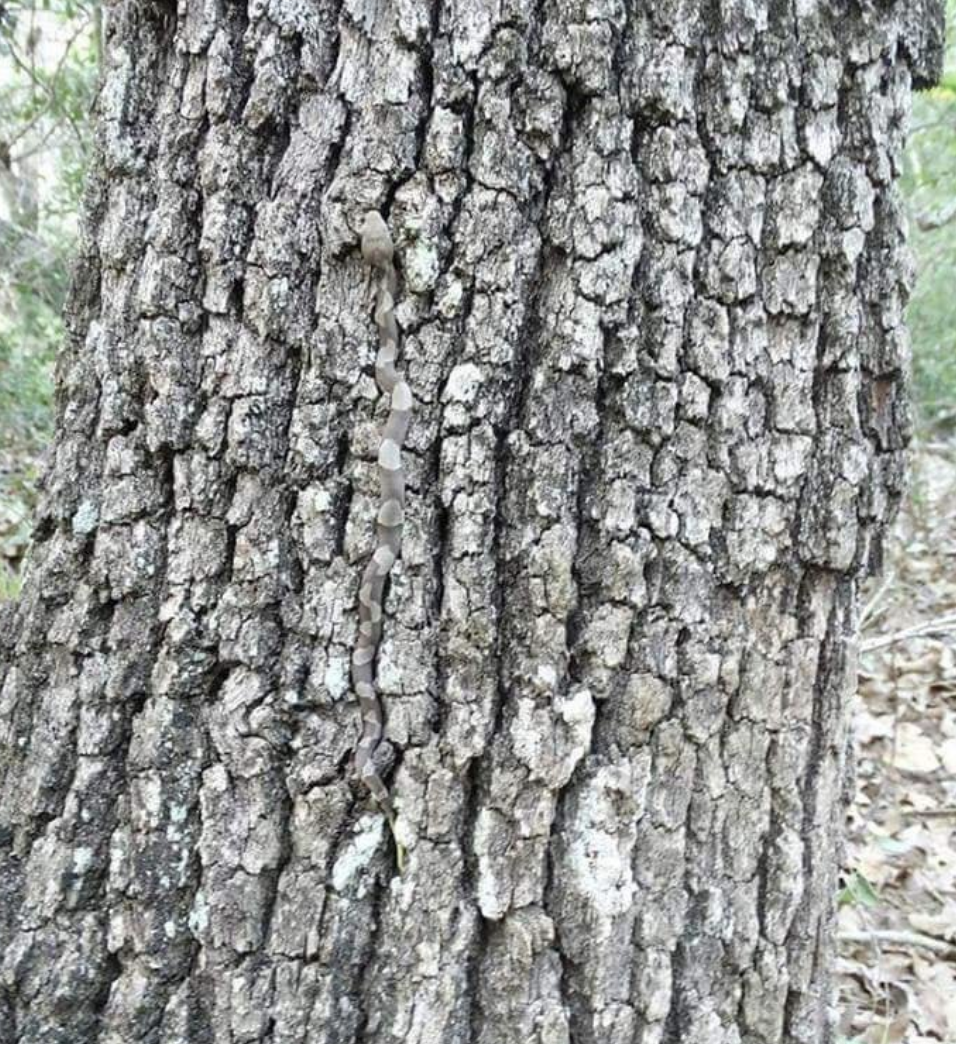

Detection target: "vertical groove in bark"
[0, 1, 944, 1042]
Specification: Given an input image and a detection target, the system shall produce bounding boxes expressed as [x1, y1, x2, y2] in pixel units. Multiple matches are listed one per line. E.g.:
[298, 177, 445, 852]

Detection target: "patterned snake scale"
[353, 211, 410, 862]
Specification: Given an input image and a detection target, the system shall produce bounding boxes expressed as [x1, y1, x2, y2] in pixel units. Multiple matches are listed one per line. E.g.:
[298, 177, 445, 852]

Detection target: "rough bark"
[0, 1, 944, 1042]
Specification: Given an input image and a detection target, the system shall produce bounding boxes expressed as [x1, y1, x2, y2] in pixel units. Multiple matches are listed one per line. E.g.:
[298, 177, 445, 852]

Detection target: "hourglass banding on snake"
[352, 210, 411, 831]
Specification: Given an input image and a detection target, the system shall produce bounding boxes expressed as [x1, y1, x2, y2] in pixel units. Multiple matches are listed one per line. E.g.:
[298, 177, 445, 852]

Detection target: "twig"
[901, 806, 956, 819]
[861, 569, 895, 628]
[3, 13, 93, 155]
[840, 929, 956, 959]
[915, 204, 956, 232]
[861, 612, 956, 653]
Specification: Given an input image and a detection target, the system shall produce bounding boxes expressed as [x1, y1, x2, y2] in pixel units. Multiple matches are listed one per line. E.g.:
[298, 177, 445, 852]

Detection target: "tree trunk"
[0, 2, 944, 1042]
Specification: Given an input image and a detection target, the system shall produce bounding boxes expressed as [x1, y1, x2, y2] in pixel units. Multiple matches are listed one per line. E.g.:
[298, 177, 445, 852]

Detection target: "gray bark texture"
[0, 1, 945, 1042]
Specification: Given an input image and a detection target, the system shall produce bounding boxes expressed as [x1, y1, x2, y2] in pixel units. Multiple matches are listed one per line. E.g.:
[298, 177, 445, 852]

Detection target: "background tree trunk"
[0, 1, 945, 1042]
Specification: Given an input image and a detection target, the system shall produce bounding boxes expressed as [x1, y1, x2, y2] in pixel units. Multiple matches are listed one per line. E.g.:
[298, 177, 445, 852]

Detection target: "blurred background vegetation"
[905, 3, 956, 434]
[1, 0, 98, 595]
[0, 2, 953, 597]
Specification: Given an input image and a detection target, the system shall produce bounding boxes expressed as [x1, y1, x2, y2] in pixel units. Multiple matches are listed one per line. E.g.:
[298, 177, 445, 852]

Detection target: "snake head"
[360, 210, 394, 267]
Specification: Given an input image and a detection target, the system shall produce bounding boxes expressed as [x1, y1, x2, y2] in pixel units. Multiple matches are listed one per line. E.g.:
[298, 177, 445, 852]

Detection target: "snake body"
[353, 211, 410, 837]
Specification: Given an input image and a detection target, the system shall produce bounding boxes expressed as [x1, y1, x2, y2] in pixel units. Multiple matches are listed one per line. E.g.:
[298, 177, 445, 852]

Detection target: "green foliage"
[0, 558, 23, 600]
[902, 0, 956, 433]
[0, 0, 98, 589]
[837, 869, 881, 910]
[0, 2, 98, 209]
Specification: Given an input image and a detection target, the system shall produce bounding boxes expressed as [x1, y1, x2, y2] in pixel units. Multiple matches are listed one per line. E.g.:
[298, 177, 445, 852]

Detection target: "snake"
[352, 210, 410, 863]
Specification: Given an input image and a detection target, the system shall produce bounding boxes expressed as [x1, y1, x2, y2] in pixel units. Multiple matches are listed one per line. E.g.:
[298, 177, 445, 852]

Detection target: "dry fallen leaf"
[893, 723, 942, 774]
[862, 1013, 909, 1044]
[938, 737, 956, 775]
[856, 713, 897, 744]
[911, 956, 956, 1040]
[907, 911, 956, 943]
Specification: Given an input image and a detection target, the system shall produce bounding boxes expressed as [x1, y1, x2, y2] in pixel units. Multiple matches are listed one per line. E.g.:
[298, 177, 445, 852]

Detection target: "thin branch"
[915, 203, 956, 232]
[861, 570, 895, 628]
[13, 115, 69, 162]
[3, 13, 92, 155]
[861, 612, 956, 653]
[900, 806, 956, 819]
[909, 118, 956, 135]
[839, 929, 956, 960]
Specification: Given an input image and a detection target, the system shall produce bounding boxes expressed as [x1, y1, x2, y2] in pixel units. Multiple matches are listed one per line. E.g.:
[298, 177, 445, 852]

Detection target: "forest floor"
[839, 441, 956, 1044]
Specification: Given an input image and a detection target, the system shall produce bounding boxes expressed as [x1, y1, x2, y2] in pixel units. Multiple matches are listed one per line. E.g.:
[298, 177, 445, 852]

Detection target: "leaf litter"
[839, 442, 956, 1044]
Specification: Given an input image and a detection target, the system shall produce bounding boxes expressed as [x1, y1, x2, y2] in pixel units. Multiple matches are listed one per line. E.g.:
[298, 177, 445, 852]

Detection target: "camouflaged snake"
[352, 211, 409, 861]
